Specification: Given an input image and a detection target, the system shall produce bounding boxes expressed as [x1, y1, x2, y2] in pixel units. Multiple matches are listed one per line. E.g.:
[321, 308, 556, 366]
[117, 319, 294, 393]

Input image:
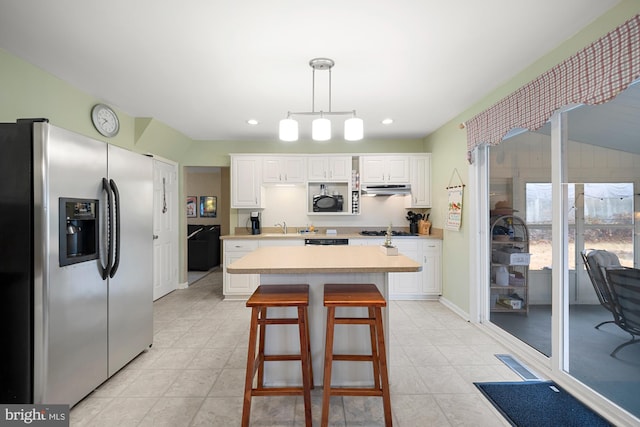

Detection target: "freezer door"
[0, 121, 36, 403]
[107, 144, 153, 376]
[35, 123, 109, 406]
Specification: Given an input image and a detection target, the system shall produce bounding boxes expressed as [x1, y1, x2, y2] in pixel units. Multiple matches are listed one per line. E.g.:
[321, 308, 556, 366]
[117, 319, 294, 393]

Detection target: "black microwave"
[313, 194, 344, 212]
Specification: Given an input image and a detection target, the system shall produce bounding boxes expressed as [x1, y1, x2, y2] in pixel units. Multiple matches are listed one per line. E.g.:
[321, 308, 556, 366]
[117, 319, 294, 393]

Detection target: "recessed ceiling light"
[382, 118, 393, 125]
[247, 119, 259, 125]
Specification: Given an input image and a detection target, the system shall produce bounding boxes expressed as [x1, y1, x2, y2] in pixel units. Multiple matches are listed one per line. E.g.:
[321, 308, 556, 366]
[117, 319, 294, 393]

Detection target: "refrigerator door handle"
[99, 177, 113, 280]
[109, 179, 121, 278]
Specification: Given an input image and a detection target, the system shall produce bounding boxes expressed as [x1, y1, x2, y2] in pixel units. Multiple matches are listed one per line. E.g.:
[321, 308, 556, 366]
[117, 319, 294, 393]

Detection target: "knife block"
[418, 220, 431, 235]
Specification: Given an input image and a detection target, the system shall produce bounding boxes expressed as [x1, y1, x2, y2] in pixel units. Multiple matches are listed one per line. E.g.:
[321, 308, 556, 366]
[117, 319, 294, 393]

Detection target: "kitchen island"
[227, 245, 420, 386]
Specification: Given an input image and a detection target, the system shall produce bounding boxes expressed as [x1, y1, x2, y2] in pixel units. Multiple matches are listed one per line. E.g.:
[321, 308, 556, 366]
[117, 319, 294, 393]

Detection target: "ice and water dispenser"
[59, 198, 99, 266]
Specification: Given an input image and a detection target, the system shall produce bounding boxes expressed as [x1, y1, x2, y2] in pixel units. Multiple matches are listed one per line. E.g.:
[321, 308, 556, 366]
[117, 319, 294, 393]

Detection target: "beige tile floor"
[70, 271, 518, 426]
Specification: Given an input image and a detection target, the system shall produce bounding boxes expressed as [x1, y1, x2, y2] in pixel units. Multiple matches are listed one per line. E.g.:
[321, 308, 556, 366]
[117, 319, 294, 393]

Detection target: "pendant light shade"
[279, 58, 363, 142]
[312, 117, 331, 141]
[279, 117, 298, 141]
[344, 117, 364, 141]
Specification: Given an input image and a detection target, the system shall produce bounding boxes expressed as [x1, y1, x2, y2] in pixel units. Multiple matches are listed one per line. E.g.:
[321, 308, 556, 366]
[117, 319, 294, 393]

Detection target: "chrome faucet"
[276, 221, 287, 234]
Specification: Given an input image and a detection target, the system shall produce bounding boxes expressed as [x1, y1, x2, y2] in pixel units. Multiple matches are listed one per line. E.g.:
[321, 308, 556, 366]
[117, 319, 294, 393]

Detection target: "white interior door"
[153, 158, 179, 300]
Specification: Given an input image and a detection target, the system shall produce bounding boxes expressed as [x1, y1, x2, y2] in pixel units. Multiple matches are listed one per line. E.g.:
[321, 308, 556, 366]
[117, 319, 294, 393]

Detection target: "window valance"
[465, 14, 640, 162]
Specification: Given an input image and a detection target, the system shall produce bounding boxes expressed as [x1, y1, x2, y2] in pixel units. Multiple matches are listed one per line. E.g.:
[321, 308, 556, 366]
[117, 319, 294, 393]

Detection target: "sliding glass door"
[484, 80, 640, 418]
[488, 131, 552, 357]
[564, 100, 639, 416]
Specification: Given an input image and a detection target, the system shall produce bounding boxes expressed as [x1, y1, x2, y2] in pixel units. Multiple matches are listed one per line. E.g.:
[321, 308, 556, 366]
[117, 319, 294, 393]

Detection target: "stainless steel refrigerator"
[0, 119, 153, 407]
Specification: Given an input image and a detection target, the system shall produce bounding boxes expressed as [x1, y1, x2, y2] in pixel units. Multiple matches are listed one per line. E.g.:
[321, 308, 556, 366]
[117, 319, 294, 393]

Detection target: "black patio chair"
[604, 268, 640, 357]
[581, 249, 621, 329]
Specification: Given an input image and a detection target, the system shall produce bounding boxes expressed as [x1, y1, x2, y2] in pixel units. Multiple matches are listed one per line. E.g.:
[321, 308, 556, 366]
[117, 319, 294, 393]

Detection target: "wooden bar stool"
[242, 284, 314, 427]
[321, 283, 392, 427]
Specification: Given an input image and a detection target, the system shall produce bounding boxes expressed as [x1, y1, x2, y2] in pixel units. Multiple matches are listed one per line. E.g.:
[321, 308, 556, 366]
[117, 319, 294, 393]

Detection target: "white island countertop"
[226, 245, 421, 274]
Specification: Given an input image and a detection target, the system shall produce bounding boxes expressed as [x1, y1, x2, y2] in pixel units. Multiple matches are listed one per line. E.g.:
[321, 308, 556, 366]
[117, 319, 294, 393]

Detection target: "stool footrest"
[332, 354, 374, 362]
[334, 317, 375, 325]
[327, 387, 384, 397]
[258, 318, 301, 325]
[263, 354, 302, 362]
[252, 387, 307, 396]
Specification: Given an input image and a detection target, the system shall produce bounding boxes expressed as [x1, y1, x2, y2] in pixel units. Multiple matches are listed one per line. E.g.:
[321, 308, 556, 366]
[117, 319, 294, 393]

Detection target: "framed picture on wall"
[186, 196, 197, 218]
[200, 196, 217, 218]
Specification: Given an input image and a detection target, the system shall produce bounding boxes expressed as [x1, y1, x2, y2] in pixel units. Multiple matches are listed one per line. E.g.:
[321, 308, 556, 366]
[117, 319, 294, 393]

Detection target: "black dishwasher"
[304, 238, 349, 246]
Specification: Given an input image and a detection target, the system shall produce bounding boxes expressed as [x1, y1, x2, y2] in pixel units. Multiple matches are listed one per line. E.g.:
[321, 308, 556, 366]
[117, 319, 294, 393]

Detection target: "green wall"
[424, 0, 640, 315]
[0, 49, 194, 159]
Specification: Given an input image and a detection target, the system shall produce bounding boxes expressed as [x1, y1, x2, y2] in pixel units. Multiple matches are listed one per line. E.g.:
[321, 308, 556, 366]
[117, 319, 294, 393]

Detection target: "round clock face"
[91, 104, 120, 137]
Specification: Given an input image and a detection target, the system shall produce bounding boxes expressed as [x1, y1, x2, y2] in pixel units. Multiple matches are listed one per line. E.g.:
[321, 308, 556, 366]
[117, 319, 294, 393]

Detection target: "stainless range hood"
[361, 184, 411, 196]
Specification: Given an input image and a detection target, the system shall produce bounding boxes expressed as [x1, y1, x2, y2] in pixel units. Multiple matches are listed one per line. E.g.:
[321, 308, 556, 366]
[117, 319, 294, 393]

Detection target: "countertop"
[220, 228, 443, 241]
[226, 246, 422, 274]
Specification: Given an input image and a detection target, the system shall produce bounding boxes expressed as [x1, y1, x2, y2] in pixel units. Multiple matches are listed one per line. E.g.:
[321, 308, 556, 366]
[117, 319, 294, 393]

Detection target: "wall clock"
[91, 103, 120, 137]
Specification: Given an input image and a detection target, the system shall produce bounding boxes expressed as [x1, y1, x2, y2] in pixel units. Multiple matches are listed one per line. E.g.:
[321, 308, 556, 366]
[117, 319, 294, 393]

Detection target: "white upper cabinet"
[231, 155, 263, 208]
[230, 152, 430, 212]
[307, 156, 352, 181]
[360, 155, 410, 184]
[262, 156, 306, 183]
[405, 154, 431, 208]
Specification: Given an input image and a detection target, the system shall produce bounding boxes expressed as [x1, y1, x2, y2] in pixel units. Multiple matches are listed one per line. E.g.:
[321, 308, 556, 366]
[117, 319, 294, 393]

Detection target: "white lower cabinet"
[421, 241, 442, 296]
[259, 239, 304, 248]
[388, 240, 422, 299]
[223, 239, 304, 299]
[223, 240, 259, 299]
[350, 237, 441, 299]
[387, 239, 442, 300]
[348, 238, 377, 246]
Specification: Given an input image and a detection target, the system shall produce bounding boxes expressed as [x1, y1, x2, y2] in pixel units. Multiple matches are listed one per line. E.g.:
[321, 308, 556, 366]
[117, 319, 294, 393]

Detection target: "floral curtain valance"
[465, 14, 640, 162]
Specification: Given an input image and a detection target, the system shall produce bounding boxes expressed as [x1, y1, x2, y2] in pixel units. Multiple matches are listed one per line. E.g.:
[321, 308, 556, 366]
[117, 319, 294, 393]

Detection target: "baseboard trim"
[438, 296, 471, 322]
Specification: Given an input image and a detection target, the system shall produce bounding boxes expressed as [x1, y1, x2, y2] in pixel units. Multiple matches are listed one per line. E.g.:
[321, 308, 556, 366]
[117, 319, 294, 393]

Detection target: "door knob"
[153, 234, 159, 240]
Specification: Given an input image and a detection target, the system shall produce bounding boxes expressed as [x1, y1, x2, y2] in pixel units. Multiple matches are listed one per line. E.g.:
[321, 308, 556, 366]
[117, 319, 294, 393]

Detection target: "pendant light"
[344, 115, 364, 141]
[279, 116, 298, 142]
[279, 58, 363, 142]
[312, 113, 331, 141]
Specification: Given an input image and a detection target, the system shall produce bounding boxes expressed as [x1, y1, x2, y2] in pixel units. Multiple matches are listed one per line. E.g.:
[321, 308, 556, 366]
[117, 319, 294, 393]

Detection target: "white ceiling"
[534, 80, 640, 154]
[0, 0, 621, 141]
